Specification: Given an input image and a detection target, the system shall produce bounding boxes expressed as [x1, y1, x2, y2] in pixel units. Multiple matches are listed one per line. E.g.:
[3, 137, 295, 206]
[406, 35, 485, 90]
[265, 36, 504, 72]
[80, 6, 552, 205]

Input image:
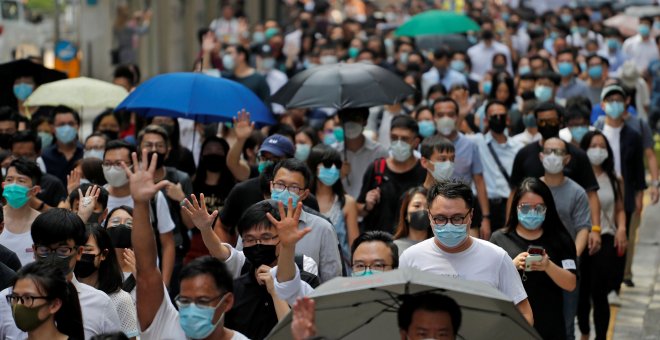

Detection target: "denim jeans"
[564, 281, 580, 340]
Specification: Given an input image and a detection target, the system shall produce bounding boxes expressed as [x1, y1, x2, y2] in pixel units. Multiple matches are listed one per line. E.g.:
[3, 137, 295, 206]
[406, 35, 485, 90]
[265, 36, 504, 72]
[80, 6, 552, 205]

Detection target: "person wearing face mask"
[67, 183, 109, 225]
[75, 224, 139, 339]
[366, 99, 408, 149]
[533, 71, 560, 104]
[358, 115, 426, 234]
[0, 208, 122, 339]
[388, 40, 414, 76]
[0, 158, 43, 266]
[103, 140, 176, 290]
[540, 137, 594, 340]
[432, 97, 492, 240]
[555, 49, 590, 103]
[566, 14, 603, 50]
[41, 106, 84, 186]
[558, 97, 596, 146]
[84, 132, 109, 160]
[600, 29, 627, 74]
[399, 180, 534, 325]
[467, 20, 513, 81]
[583, 55, 608, 107]
[222, 45, 271, 104]
[256, 44, 288, 114]
[511, 95, 542, 146]
[185, 197, 319, 339]
[393, 187, 432, 256]
[421, 48, 468, 100]
[12, 75, 38, 118]
[491, 177, 577, 340]
[622, 16, 659, 73]
[420, 135, 455, 190]
[576, 131, 627, 339]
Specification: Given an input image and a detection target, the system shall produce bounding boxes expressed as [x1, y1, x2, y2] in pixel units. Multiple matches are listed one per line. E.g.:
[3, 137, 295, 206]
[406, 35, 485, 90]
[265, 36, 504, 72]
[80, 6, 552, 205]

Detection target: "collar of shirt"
[485, 131, 511, 147]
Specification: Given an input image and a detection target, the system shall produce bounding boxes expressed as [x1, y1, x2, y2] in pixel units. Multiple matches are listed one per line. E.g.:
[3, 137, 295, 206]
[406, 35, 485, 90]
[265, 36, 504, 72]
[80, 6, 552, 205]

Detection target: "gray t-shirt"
[547, 177, 592, 240]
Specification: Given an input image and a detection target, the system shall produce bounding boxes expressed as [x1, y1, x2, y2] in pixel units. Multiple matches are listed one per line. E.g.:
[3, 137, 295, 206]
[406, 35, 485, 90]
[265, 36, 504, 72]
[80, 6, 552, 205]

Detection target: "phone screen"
[527, 246, 544, 255]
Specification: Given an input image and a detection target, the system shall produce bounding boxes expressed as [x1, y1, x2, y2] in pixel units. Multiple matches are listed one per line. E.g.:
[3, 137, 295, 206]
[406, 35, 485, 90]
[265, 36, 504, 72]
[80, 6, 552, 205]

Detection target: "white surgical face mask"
[344, 122, 364, 139]
[430, 160, 454, 181]
[436, 117, 456, 136]
[103, 165, 129, 187]
[542, 153, 565, 174]
[587, 147, 608, 166]
[320, 55, 338, 65]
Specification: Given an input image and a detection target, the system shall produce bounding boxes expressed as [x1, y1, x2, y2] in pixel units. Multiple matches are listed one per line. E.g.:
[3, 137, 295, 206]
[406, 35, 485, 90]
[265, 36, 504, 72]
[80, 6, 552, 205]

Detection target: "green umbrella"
[395, 10, 480, 37]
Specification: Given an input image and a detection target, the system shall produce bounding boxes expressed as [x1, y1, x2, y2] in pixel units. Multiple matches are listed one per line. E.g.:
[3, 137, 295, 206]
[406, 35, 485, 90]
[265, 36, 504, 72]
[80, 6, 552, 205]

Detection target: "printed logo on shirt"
[562, 259, 576, 270]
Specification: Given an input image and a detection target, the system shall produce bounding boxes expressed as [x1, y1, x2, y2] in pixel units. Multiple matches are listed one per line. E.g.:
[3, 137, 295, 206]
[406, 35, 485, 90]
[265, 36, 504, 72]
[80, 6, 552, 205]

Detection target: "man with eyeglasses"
[399, 180, 534, 326]
[0, 208, 122, 339]
[103, 139, 176, 289]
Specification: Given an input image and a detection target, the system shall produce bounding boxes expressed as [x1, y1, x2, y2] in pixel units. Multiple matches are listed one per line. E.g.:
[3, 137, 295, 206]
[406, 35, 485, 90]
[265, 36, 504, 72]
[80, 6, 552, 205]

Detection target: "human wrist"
[591, 225, 601, 233]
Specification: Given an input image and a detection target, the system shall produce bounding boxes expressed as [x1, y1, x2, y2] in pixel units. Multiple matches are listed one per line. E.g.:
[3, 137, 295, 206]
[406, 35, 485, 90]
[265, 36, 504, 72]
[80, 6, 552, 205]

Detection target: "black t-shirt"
[509, 141, 599, 192]
[490, 229, 577, 340]
[164, 146, 196, 178]
[358, 159, 427, 233]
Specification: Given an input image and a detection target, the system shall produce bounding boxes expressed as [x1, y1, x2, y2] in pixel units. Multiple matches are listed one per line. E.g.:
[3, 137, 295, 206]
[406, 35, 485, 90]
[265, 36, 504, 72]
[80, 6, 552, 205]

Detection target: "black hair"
[390, 115, 419, 136]
[586, 54, 609, 67]
[8, 157, 42, 186]
[398, 293, 461, 336]
[394, 187, 432, 240]
[11, 130, 41, 153]
[268, 123, 296, 141]
[237, 200, 280, 236]
[92, 109, 121, 135]
[68, 183, 109, 210]
[556, 48, 576, 60]
[489, 72, 516, 108]
[350, 231, 399, 269]
[29, 115, 52, 132]
[235, 44, 251, 64]
[90, 333, 130, 340]
[103, 205, 134, 229]
[113, 64, 141, 87]
[580, 131, 621, 202]
[484, 99, 509, 116]
[272, 158, 312, 189]
[137, 124, 170, 147]
[338, 107, 369, 123]
[565, 96, 592, 123]
[180, 256, 234, 293]
[433, 47, 451, 60]
[84, 224, 124, 294]
[307, 144, 346, 207]
[420, 135, 455, 159]
[0, 106, 20, 129]
[81, 157, 107, 186]
[534, 101, 565, 120]
[296, 126, 321, 146]
[85, 132, 110, 145]
[193, 136, 235, 191]
[31, 208, 87, 247]
[427, 179, 474, 210]
[432, 96, 459, 115]
[12, 261, 84, 340]
[427, 84, 447, 100]
[536, 71, 561, 86]
[51, 105, 81, 125]
[104, 139, 136, 163]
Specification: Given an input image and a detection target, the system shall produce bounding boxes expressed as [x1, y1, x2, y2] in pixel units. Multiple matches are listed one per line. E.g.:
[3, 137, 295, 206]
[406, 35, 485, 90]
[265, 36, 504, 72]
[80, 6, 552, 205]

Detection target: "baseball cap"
[258, 134, 295, 158]
[600, 85, 625, 101]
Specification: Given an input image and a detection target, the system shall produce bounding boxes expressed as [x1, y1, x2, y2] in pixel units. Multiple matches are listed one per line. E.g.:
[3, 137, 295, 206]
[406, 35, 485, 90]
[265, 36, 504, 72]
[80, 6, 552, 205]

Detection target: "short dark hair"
[113, 64, 141, 86]
[11, 130, 41, 153]
[536, 71, 560, 86]
[390, 115, 419, 136]
[180, 256, 234, 293]
[234, 44, 251, 63]
[0, 106, 19, 129]
[432, 96, 459, 115]
[268, 123, 296, 141]
[68, 183, 109, 210]
[237, 200, 280, 236]
[51, 106, 81, 125]
[534, 101, 565, 120]
[398, 293, 462, 336]
[427, 180, 474, 210]
[31, 208, 87, 247]
[420, 135, 455, 159]
[104, 139, 136, 162]
[556, 48, 575, 60]
[273, 158, 312, 189]
[565, 96, 592, 123]
[137, 124, 170, 147]
[484, 100, 509, 116]
[338, 107, 369, 122]
[350, 231, 399, 269]
[427, 84, 447, 99]
[8, 157, 42, 186]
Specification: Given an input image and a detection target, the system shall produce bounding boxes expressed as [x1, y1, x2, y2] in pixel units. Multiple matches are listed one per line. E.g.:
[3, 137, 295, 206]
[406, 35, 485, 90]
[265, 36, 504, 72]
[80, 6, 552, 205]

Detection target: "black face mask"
[107, 225, 132, 249]
[147, 151, 166, 169]
[39, 253, 74, 276]
[481, 29, 494, 41]
[203, 154, 227, 173]
[408, 210, 430, 231]
[74, 253, 98, 278]
[243, 244, 277, 268]
[0, 133, 12, 149]
[488, 114, 507, 134]
[538, 124, 560, 140]
[99, 130, 119, 141]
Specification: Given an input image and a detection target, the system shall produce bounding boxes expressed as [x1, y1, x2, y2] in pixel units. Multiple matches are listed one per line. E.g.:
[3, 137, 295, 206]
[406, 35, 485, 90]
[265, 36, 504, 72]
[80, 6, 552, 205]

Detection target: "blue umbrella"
[115, 72, 274, 125]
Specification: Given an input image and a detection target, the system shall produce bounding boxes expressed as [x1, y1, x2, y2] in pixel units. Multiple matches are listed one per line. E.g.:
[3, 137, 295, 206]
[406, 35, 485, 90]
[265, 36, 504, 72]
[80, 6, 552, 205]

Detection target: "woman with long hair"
[307, 144, 359, 269]
[103, 206, 135, 287]
[393, 186, 431, 255]
[76, 224, 138, 339]
[490, 177, 577, 340]
[577, 131, 626, 340]
[8, 261, 84, 339]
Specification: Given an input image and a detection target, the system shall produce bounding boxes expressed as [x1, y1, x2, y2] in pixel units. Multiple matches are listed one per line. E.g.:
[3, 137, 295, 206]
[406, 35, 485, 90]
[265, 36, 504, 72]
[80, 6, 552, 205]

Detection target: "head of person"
[600, 85, 626, 121]
[564, 96, 592, 144]
[395, 41, 414, 66]
[450, 51, 471, 75]
[11, 131, 42, 162]
[9, 261, 84, 339]
[80, 157, 107, 186]
[398, 293, 461, 340]
[104, 205, 134, 254]
[529, 55, 550, 75]
[394, 187, 432, 240]
[102, 140, 136, 188]
[176, 256, 235, 339]
[195, 135, 231, 180]
[484, 100, 510, 135]
[0, 106, 20, 149]
[31, 208, 87, 276]
[257, 134, 295, 175]
[68, 183, 109, 223]
[30, 116, 53, 149]
[92, 109, 121, 141]
[112, 64, 140, 91]
[420, 135, 455, 182]
[491, 53, 508, 73]
[356, 48, 377, 64]
[506, 177, 566, 234]
[137, 124, 170, 170]
[13, 75, 36, 102]
[2, 158, 41, 209]
[534, 71, 560, 103]
[74, 224, 123, 294]
[270, 158, 311, 207]
[413, 106, 436, 138]
[223, 44, 250, 72]
[149, 116, 181, 150]
[84, 132, 109, 160]
[294, 127, 320, 162]
[490, 72, 515, 108]
[556, 49, 576, 78]
[426, 84, 447, 104]
[432, 96, 460, 137]
[427, 180, 474, 250]
[307, 144, 344, 195]
[390, 115, 420, 163]
[540, 137, 570, 176]
[534, 101, 564, 141]
[236, 200, 292, 270]
[338, 107, 369, 141]
[639, 16, 653, 38]
[52, 106, 80, 145]
[585, 54, 608, 81]
[432, 48, 451, 70]
[350, 231, 399, 277]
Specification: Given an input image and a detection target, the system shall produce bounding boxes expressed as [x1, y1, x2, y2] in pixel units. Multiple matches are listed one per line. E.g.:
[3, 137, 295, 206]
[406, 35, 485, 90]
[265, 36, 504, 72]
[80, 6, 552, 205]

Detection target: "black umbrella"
[272, 62, 415, 109]
[0, 59, 68, 108]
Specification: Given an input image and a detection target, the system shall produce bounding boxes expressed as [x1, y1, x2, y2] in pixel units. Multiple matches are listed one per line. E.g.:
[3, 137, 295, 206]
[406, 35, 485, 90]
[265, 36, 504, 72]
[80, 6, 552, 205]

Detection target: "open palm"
[233, 109, 254, 140]
[266, 199, 311, 248]
[122, 150, 169, 203]
[182, 193, 218, 230]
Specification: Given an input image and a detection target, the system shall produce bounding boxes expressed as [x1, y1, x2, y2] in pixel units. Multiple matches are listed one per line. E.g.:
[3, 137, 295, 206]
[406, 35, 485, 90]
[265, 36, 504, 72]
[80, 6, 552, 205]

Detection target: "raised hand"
[67, 168, 82, 195]
[266, 199, 311, 248]
[291, 297, 317, 340]
[77, 184, 100, 223]
[182, 193, 218, 230]
[123, 248, 136, 274]
[122, 149, 170, 203]
[165, 182, 186, 202]
[233, 109, 254, 141]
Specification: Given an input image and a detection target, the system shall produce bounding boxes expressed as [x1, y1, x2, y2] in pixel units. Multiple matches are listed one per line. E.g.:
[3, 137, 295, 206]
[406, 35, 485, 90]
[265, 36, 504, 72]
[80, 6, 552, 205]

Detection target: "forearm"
[160, 238, 175, 287]
[227, 137, 250, 181]
[276, 245, 297, 283]
[272, 297, 290, 321]
[516, 299, 534, 326]
[587, 191, 601, 227]
[575, 228, 589, 256]
[357, 202, 369, 217]
[545, 262, 576, 291]
[133, 201, 159, 273]
[645, 148, 659, 181]
[200, 226, 231, 260]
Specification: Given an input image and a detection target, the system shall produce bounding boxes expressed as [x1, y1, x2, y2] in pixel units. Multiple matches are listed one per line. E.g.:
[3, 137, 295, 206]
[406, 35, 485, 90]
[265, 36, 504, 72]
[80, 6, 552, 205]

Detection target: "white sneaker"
[608, 291, 621, 306]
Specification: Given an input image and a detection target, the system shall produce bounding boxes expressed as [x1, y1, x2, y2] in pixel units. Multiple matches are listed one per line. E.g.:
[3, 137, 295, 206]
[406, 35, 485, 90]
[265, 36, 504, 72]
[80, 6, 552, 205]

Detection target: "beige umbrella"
[24, 77, 128, 110]
[604, 13, 639, 37]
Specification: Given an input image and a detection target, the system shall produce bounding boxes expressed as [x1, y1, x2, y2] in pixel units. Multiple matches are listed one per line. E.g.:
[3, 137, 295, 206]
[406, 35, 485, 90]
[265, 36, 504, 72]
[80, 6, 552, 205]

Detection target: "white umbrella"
[24, 77, 128, 109]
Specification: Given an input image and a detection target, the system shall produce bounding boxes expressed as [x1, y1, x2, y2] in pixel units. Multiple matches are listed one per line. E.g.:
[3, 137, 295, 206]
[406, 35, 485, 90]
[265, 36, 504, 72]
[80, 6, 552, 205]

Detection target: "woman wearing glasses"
[490, 177, 577, 340]
[7, 261, 84, 339]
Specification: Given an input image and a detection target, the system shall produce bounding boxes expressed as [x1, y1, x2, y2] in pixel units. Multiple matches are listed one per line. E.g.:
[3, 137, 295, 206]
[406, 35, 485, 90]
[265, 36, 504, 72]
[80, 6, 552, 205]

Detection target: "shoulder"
[489, 229, 508, 244]
[301, 211, 334, 231]
[401, 238, 434, 257]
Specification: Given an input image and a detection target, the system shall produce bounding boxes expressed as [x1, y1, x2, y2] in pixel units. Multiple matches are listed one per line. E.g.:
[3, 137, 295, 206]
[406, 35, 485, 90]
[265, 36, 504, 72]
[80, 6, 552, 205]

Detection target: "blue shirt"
[421, 67, 468, 98]
[467, 133, 523, 199]
[452, 133, 483, 184]
[591, 105, 637, 125]
[556, 78, 590, 101]
[648, 59, 660, 110]
[41, 143, 84, 185]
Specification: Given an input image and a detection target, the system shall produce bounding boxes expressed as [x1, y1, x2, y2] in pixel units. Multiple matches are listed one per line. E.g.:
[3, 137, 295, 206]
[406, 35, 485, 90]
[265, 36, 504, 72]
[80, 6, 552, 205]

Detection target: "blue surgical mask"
[258, 160, 273, 174]
[352, 269, 383, 277]
[317, 165, 340, 186]
[55, 125, 77, 144]
[604, 101, 625, 119]
[323, 133, 337, 146]
[179, 296, 226, 339]
[522, 114, 537, 128]
[450, 60, 466, 73]
[348, 47, 360, 59]
[607, 39, 620, 50]
[252, 31, 266, 44]
[519, 66, 531, 75]
[534, 85, 553, 102]
[639, 24, 651, 37]
[569, 126, 589, 143]
[38, 132, 53, 148]
[13, 83, 34, 101]
[433, 223, 468, 248]
[222, 54, 235, 71]
[418, 120, 436, 138]
[294, 144, 311, 161]
[517, 211, 545, 230]
[558, 62, 574, 77]
[482, 81, 492, 95]
[588, 65, 602, 79]
[2, 183, 30, 209]
[271, 188, 301, 207]
[560, 14, 573, 24]
[577, 26, 588, 36]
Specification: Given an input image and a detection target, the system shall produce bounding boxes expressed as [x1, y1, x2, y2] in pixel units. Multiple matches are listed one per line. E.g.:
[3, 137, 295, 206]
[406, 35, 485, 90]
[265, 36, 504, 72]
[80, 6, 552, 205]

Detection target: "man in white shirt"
[0, 209, 121, 339]
[467, 21, 513, 81]
[399, 180, 533, 325]
[622, 17, 659, 73]
[421, 48, 468, 98]
[102, 140, 176, 288]
[209, 4, 240, 44]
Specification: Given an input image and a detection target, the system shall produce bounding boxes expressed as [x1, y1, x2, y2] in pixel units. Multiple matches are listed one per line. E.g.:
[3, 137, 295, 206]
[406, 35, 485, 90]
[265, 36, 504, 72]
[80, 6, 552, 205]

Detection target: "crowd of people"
[1, 0, 660, 339]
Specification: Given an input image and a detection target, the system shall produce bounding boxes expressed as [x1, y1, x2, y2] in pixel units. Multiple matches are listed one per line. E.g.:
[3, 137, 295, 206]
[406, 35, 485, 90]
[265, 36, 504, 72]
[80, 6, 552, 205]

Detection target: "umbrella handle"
[342, 120, 351, 187]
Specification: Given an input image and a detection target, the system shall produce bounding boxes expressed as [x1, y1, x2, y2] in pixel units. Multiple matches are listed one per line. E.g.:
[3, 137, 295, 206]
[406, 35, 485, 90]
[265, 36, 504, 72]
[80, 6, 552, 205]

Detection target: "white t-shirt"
[140, 293, 249, 340]
[602, 124, 623, 176]
[511, 129, 541, 146]
[109, 289, 139, 338]
[0, 229, 34, 266]
[399, 238, 528, 304]
[106, 191, 175, 234]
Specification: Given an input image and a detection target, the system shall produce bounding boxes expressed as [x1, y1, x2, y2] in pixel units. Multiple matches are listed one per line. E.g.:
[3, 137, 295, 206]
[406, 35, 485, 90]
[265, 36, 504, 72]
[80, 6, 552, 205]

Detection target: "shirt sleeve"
[318, 225, 342, 282]
[470, 142, 484, 175]
[112, 291, 139, 338]
[572, 188, 593, 231]
[155, 192, 176, 234]
[640, 119, 654, 149]
[270, 266, 315, 306]
[222, 244, 247, 278]
[497, 251, 528, 305]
